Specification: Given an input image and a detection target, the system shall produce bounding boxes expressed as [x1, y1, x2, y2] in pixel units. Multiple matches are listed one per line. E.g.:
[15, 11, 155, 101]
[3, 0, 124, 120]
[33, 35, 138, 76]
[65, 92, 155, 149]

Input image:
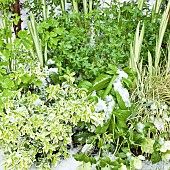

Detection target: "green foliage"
[23, 0, 166, 81]
[0, 0, 170, 169]
[72, 66, 138, 169]
[0, 71, 105, 169]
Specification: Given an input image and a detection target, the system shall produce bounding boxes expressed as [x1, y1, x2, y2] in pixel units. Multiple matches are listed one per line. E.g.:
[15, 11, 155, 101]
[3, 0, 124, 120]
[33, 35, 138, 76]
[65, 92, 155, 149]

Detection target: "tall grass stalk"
[166, 36, 170, 75]
[138, 0, 144, 10]
[42, 0, 47, 20]
[60, 0, 66, 11]
[72, 0, 78, 13]
[129, 22, 145, 84]
[83, 0, 88, 14]
[151, 0, 162, 23]
[148, 51, 153, 87]
[89, 0, 93, 12]
[28, 13, 44, 68]
[154, 0, 170, 73]
[41, 0, 47, 63]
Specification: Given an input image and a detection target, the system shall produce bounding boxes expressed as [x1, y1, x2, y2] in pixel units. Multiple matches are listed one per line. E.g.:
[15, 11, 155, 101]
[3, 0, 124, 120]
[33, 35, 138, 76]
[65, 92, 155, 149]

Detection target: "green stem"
[113, 137, 119, 156]
[42, 0, 47, 20]
[89, 0, 92, 12]
[83, 0, 87, 14]
[72, 0, 78, 13]
[61, 0, 65, 11]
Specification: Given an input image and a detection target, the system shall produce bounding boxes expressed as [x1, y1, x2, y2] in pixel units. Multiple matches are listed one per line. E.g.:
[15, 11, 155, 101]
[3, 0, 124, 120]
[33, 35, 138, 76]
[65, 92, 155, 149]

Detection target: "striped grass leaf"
[138, 0, 144, 10]
[72, 0, 79, 13]
[28, 13, 44, 67]
[130, 22, 144, 84]
[83, 0, 88, 14]
[154, 0, 170, 71]
[166, 36, 170, 75]
[151, 0, 162, 23]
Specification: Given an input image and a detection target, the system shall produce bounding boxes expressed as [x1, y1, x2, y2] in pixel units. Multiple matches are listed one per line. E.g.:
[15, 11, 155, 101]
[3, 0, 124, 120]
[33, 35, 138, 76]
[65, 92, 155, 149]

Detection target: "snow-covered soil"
[0, 148, 169, 170]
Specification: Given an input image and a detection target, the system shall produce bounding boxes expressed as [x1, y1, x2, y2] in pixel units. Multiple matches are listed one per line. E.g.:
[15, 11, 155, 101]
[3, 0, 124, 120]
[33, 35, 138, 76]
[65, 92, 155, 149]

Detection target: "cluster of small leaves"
[26, 1, 168, 81]
[0, 69, 106, 169]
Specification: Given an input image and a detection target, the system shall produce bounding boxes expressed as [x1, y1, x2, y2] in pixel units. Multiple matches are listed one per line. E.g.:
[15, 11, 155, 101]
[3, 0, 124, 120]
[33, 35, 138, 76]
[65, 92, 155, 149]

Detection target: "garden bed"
[0, 0, 170, 170]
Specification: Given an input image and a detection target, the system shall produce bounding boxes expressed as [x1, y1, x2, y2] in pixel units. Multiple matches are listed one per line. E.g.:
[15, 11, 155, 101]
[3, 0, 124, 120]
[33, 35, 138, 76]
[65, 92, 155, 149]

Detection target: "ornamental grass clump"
[155, 73, 170, 106]
[129, 0, 170, 163]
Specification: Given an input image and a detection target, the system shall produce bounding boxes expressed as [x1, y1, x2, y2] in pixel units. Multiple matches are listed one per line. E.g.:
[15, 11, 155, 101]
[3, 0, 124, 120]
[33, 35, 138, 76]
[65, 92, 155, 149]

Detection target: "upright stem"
[83, 0, 87, 14]
[72, 0, 78, 13]
[89, 0, 92, 12]
[12, 0, 21, 37]
[61, 0, 65, 11]
[41, 0, 48, 64]
[42, 0, 47, 20]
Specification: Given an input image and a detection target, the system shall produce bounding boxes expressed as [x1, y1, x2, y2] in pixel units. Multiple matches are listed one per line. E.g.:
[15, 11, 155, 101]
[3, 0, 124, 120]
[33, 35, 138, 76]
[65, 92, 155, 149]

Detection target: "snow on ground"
[0, 151, 3, 170]
[142, 160, 170, 170]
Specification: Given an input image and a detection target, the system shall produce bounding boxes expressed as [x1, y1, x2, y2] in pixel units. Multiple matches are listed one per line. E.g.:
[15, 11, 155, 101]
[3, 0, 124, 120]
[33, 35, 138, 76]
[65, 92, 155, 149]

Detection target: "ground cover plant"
[0, 0, 170, 170]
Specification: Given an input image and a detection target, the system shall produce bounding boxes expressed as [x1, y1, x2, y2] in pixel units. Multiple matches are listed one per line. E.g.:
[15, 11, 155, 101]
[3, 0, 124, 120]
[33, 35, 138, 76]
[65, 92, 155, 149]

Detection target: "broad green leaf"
[21, 74, 31, 84]
[73, 153, 96, 164]
[118, 164, 127, 170]
[115, 92, 127, 110]
[73, 132, 94, 144]
[34, 80, 43, 87]
[122, 78, 133, 88]
[114, 110, 131, 129]
[78, 80, 92, 90]
[2, 78, 15, 89]
[131, 157, 142, 170]
[95, 119, 111, 134]
[114, 110, 131, 121]
[18, 30, 28, 38]
[102, 75, 117, 99]
[106, 64, 118, 75]
[151, 151, 161, 164]
[96, 90, 105, 98]
[22, 39, 32, 50]
[99, 157, 112, 167]
[90, 74, 112, 92]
